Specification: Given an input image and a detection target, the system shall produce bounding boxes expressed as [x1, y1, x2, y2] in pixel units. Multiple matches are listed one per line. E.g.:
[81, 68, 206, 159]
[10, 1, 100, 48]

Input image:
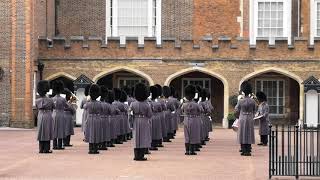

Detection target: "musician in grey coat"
[84, 84, 102, 154]
[123, 86, 134, 139]
[163, 86, 176, 140]
[120, 90, 130, 141]
[130, 83, 153, 161]
[205, 90, 214, 135]
[52, 80, 68, 150]
[106, 90, 120, 147]
[149, 86, 163, 150]
[235, 83, 257, 156]
[36, 80, 54, 153]
[80, 85, 90, 136]
[170, 86, 180, 136]
[113, 88, 126, 144]
[181, 85, 203, 155]
[256, 91, 270, 146]
[199, 89, 209, 145]
[155, 84, 168, 145]
[63, 88, 76, 147]
[99, 86, 111, 150]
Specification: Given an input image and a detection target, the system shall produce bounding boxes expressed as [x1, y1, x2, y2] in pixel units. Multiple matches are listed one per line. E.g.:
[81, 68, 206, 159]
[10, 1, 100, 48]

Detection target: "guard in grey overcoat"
[130, 83, 153, 161]
[63, 88, 76, 147]
[163, 86, 175, 140]
[235, 83, 257, 156]
[36, 80, 54, 153]
[205, 89, 214, 135]
[84, 84, 102, 154]
[99, 86, 111, 150]
[155, 84, 168, 145]
[123, 86, 134, 139]
[149, 86, 163, 150]
[199, 89, 209, 145]
[52, 80, 68, 150]
[106, 90, 120, 147]
[181, 85, 203, 155]
[80, 85, 91, 136]
[113, 88, 126, 143]
[170, 86, 180, 136]
[120, 90, 130, 141]
[256, 91, 270, 146]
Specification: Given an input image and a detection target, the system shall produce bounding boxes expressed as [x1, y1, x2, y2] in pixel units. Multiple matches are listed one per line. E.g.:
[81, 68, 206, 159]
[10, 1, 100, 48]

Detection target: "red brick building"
[1, 0, 320, 128]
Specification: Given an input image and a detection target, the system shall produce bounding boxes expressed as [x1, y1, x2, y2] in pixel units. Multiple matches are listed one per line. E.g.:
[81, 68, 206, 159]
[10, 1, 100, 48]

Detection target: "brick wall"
[0, 0, 12, 126]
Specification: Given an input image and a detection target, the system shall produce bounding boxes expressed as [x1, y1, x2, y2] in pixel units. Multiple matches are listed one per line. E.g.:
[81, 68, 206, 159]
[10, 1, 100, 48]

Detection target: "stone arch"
[45, 72, 76, 81]
[239, 67, 304, 123]
[164, 67, 230, 128]
[92, 66, 154, 85]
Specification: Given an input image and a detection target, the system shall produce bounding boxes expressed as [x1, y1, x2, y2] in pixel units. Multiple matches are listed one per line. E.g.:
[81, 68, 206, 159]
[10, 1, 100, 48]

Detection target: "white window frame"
[310, 0, 320, 45]
[255, 78, 285, 116]
[106, 0, 161, 40]
[250, 0, 291, 45]
[118, 77, 146, 88]
[181, 78, 211, 98]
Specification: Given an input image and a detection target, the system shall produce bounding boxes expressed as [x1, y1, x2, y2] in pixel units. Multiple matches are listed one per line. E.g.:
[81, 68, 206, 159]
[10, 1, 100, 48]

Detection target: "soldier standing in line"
[163, 86, 175, 140]
[80, 85, 91, 141]
[205, 89, 214, 141]
[106, 90, 120, 147]
[170, 86, 180, 137]
[113, 88, 125, 144]
[155, 84, 169, 143]
[63, 88, 76, 147]
[36, 80, 54, 154]
[199, 88, 209, 146]
[52, 80, 68, 150]
[149, 86, 163, 150]
[130, 83, 153, 161]
[99, 86, 111, 150]
[255, 91, 270, 146]
[181, 85, 202, 155]
[194, 86, 204, 151]
[120, 90, 130, 142]
[123, 86, 134, 140]
[84, 84, 103, 154]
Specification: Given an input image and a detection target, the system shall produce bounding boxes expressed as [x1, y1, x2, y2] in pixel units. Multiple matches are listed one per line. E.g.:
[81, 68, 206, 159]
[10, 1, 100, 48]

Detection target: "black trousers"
[241, 144, 252, 153]
[260, 135, 268, 145]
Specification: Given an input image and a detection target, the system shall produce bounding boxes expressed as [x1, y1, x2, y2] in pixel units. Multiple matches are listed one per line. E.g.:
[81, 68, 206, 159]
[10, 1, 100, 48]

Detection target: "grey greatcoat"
[113, 101, 125, 135]
[52, 95, 68, 139]
[64, 102, 76, 136]
[123, 103, 130, 134]
[150, 100, 163, 140]
[171, 97, 180, 131]
[206, 100, 214, 132]
[165, 98, 176, 134]
[36, 97, 54, 141]
[130, 100, 153, 148]
[101, 102, 112, 142]
[235, 97, 257, 144]
[158, 99, 167, 138]
[84, 101, 103, 143]
[199, 101, 209, 140]
[80, 98, 88, 132]
[109, 103, 120, 139]
[181, 100, 203, 144]
[257, 102, 270, 135]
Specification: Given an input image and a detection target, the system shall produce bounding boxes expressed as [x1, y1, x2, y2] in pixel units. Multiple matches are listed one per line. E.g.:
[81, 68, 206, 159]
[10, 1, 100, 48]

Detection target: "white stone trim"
[148, 0, 153, 37]
[310, 0, 318, 45]
[156, 0, 162, 44]
[112, 0, 118, 37]
[106, 0, 111, 38]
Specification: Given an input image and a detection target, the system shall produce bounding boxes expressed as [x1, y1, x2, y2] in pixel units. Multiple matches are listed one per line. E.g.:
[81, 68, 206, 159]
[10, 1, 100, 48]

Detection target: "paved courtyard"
[0, 127, 299, 180]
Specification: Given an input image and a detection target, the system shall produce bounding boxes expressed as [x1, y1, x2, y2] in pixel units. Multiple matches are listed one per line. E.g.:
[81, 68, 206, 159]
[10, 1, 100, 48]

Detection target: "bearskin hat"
[37, 80, 50, 97]
[242, 82, 253, 96]
[89, 84, 101, 100]
[52, 80, 64, 95]
[154, 84, 162, 97]
[256, 91, 267, 102]
[106, 90, 115, 104]
[150, 86, 158, 100]
[240, 81, 249, 93]
[135, 83, 148, 102]
[100, 85, 109, 102]
[185, 85, 196, 101]
[113, 88, 121, 101]
[63, 88, 72, 101]
[163, 86, 171, 98]
[119, 90, 127, 103]
[170, 86, 175, 96]
[123, 86, 132, 97]
[84, 84, 91, 96]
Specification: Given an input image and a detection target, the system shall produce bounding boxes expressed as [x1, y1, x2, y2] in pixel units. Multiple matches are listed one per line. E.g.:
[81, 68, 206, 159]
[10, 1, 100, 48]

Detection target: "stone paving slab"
[0, 128, 314, 180]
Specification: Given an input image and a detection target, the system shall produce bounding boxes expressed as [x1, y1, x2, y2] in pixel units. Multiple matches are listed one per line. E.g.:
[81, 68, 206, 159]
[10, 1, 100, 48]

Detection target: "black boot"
[57, 138, 64, 150]
[123, 135, 127, 142]
[205, 136, 210, 141]
[100, 142, 108, 150]
[139, 149, 147, 161]
[190, 144, 197, 155]
[145, 148, 151, 155]
[149, 141, 158, 151]
[185, 143, 190, 155]
[44, 141, 52, 153]
[111, 139, 117, 146]
[88, 143, 94, 154]
[64, 135, 72, 147]
[53, 138, 58, 149]
[93, 143, 99, 154]
[201, 140, 206, 146]
[194, 144, 200, 151]
[39, 141, 44, 153]
[107, 141, 115, 147]
[157, 139, 164, 147]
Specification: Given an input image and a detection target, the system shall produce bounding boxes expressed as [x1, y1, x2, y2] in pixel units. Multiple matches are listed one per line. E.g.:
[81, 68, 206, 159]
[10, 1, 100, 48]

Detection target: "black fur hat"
[106, 90, 115, 104]
[120, 90, 127, 103]
[114, 88, 121, 101]
[135, 83, 148, 102]
[170, 86, 175, 96]
[63, 88, 72, 101]
[150, 86, 158, 100]
[185, 85, 196, 101]
[256, 91, 267, 102]
[200, 88, 207, 101]
[123, 86, 132, 97]
[100, 85, 109, 102]
[52, 80, 64, 95]
[37, 80, 50, 97]
[154, 84, 162, 97]
[163, 86, 171, 98]
[242, 82, 253, 96]
[89, 84, 101, 100]
[84, 84, 91, 96]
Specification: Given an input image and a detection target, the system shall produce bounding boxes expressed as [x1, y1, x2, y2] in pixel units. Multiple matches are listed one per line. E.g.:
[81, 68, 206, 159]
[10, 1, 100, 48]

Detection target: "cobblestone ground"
[0, 127, 300, 180]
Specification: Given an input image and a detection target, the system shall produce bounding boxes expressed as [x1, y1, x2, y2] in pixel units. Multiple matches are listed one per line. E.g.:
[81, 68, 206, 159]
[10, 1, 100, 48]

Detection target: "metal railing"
[269, 124, 320, 179]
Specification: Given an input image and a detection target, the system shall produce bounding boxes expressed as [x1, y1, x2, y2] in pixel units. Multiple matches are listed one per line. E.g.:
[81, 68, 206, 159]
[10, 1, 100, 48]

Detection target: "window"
[181, 78, 211, 97]
[107, 0, 160, 37]
[257, 2, 284, 37]
[118, 77, 147, 88]
[316, 2, 320, 36]
[256, 79, 285, 115]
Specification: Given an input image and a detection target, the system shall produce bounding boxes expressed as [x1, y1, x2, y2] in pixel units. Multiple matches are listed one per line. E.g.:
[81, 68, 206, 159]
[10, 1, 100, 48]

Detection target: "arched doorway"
[49, 76, 75, 93]
[165, 68, 228, 127]
[240, 69, 303, 125]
